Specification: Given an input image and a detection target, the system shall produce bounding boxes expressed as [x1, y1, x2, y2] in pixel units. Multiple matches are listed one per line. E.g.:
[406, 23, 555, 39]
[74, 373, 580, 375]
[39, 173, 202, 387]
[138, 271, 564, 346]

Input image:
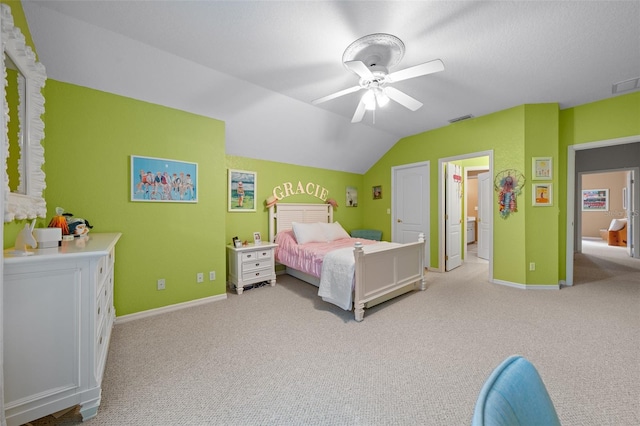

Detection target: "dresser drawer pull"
[246, 254, 253, 258]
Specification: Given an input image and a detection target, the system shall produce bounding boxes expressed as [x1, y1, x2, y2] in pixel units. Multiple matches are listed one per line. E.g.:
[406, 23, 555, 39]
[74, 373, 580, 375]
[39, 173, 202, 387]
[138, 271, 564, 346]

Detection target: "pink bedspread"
[274, 230, 379, 278]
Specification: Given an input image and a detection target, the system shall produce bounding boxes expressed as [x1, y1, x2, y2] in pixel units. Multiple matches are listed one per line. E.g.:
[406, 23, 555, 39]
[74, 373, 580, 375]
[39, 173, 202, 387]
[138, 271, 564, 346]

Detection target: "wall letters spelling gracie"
[272, 181, 329, 201]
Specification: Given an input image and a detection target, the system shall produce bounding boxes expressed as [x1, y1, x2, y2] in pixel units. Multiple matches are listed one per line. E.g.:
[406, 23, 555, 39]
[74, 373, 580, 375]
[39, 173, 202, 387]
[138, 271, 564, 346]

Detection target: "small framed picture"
[532, 157, 552, 180]
[228, 169, 257, 212]
[346, 186, 358, 207]
[372, 185, 382, 200]
[532, 183, 553, 206]
[232, 236, 242, 248]
[253, 232, 262, 245]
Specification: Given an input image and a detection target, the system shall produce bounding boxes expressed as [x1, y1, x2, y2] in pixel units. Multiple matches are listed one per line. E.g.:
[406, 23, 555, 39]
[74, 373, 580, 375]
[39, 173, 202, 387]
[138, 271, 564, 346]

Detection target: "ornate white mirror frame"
[1, 4, 46, 222]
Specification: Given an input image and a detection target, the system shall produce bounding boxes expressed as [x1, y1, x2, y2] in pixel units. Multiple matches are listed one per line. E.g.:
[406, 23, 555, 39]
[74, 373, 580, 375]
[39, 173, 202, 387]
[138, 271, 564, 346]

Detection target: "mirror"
[1, 4, 47, 222]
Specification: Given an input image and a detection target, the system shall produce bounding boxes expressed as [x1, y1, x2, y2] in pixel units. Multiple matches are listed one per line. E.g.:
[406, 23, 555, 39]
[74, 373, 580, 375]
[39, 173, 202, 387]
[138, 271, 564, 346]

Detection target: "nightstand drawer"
[241, 249, 272, 262]
[243, 259, 271, 272]
[242, 268, 272, 282]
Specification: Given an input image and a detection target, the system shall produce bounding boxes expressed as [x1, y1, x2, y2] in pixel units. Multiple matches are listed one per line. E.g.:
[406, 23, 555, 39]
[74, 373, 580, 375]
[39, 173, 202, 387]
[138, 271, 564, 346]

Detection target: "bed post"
[269, 205, 275, 242]
[418, 232, 427, 291]
[353, 241, 365, 322]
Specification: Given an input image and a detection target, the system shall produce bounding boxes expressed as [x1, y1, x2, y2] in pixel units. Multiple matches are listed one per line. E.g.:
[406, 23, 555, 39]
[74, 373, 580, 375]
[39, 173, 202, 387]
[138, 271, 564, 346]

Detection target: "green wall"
[225, 155, 364, 245]
[365, 105, 528, 283]
[523, 104, 559, 284]
[557, 91, 640, 278]
[44, 81, 227, 316]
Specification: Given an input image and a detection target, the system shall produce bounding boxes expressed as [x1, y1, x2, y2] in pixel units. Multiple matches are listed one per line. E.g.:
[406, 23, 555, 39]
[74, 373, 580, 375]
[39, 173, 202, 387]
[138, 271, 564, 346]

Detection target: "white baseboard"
[492, 279, 559, 290]
[115, 294, 227, 324]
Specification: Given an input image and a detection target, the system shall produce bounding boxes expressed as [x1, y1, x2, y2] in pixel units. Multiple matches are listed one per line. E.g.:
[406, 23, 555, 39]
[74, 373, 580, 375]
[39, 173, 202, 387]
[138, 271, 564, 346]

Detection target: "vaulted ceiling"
[22, 1, 640, 174]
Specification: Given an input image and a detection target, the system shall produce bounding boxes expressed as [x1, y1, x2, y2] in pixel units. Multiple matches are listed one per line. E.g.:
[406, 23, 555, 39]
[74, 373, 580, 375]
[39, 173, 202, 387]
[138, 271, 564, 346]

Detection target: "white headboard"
[268, 203, 334, 242]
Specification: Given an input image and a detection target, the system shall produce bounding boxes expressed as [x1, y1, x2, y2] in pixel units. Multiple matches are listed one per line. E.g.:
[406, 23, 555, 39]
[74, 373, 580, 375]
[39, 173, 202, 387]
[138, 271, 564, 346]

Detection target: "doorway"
[438, 150, 493, 281]
[565, 136, 640, 285]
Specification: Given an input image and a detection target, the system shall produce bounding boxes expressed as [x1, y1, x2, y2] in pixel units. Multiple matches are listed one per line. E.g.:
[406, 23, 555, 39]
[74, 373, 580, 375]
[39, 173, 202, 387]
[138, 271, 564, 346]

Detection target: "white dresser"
[3, 233, 121, 426]
[227, 242, 277, 294]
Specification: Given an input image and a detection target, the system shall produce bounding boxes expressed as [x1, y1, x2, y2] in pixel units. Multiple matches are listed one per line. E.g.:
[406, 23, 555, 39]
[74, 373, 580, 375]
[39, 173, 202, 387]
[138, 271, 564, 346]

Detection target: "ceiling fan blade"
[384, 86, 423, 111]
[386, 59, 444, 83]
[312, 85, 361, 105]
[351, 99, 366, 123]
[344, 60, 375, 80]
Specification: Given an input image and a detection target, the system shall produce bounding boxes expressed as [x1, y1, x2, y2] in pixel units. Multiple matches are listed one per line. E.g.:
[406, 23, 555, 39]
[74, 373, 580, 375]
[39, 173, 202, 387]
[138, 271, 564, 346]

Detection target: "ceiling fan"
[312, 33, 444, 123]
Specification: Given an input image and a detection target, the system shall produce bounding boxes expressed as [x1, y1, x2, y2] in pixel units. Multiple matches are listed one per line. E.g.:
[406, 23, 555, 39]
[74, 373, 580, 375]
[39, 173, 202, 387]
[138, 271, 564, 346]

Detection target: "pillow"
[291, 222, 326, 244]
[321, 221, 351, 241]
[608, 218, 627, 231]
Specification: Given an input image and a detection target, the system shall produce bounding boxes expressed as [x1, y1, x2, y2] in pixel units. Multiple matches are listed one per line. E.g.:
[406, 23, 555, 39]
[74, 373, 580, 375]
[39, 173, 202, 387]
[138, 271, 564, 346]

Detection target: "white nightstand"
[227, 242, 277, 294]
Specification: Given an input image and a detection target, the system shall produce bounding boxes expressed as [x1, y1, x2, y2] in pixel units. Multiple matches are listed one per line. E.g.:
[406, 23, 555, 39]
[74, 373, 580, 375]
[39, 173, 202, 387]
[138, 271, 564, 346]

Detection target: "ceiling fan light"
[375, 89, 390, 107]
[363, 90, 376, 110]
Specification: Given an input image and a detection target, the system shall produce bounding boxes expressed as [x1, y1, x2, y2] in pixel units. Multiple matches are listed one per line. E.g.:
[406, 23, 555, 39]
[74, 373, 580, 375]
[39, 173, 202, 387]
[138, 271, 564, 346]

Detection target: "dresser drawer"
[95, 254, 108, 289]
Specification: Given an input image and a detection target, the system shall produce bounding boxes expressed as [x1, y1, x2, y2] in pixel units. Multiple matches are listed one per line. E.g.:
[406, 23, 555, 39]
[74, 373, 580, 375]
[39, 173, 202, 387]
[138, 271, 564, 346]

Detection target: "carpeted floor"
[25, 240, 639, 425]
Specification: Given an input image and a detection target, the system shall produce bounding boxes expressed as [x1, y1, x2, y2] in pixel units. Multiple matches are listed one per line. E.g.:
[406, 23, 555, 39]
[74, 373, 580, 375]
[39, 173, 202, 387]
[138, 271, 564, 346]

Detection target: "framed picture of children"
[131, 155, 197, 203]
[228, 169, 257, 212]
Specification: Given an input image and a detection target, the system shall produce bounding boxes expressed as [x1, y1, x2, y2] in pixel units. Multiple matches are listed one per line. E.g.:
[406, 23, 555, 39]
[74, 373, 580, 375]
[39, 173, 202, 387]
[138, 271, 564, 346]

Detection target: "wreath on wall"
[494, 169, 525, 219]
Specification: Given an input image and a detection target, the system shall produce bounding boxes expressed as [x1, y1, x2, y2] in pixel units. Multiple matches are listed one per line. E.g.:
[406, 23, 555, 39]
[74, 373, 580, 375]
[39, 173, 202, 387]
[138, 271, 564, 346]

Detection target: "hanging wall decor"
[494, 169, 525, 219]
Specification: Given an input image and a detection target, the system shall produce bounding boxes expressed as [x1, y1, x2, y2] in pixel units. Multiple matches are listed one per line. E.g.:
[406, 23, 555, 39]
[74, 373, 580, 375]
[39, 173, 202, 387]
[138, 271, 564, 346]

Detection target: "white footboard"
[352, 233, 426, 321]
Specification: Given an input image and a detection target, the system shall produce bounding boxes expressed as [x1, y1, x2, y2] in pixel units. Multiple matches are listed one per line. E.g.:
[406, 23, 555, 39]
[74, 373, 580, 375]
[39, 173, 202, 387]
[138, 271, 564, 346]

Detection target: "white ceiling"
[22, 1, 640, 174]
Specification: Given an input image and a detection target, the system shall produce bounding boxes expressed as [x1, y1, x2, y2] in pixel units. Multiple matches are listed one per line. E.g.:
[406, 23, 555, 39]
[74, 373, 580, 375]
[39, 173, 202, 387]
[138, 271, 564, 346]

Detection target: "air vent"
[612, 77, 640, 94]
[448, 114, 474, 124]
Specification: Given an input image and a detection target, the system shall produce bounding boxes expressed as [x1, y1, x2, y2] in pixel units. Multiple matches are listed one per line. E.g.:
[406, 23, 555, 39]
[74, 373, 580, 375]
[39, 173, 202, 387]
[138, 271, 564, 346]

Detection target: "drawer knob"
[255, 263, 260, 267]
[255, 272, 260, 276]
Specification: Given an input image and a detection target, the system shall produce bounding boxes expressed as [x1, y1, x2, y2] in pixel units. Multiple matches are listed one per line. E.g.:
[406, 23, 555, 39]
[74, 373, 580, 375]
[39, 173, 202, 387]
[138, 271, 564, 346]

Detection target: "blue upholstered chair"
[350, 229, 382, 241]
[472, 355, 561, 426]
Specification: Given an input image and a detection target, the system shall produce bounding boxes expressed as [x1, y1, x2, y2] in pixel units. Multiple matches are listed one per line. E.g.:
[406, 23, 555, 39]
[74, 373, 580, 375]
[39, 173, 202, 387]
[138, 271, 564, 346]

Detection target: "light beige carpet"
[26, 244, 639, 425]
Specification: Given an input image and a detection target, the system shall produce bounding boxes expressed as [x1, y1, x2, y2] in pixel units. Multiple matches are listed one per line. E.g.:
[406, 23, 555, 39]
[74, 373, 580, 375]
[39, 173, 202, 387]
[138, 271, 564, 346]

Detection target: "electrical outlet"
[209, 271, 216, 281]
[197, 272, 204, 283]
[157, 279, 166, 290]
[529, 262, 535, 271]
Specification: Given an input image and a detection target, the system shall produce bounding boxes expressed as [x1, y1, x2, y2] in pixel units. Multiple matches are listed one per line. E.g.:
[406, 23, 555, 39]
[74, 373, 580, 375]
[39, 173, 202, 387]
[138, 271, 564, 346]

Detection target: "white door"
[445, 163, 462, 271]
[393, 162, 430, 266]
[478, 172, 492, 260]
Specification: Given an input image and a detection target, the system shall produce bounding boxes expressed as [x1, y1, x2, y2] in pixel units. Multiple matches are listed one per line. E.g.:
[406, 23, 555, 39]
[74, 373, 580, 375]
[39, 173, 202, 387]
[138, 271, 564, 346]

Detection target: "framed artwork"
[346, 186, 358, 207]
[253, 232, 262, 245]
[532, 183, 553, 206]
[131, 155, 197, 202]
[582, 189, 609, 211]
[532, 157, 552, 180]
[372, 185, 382, 200]
[228, 169, 257, 212]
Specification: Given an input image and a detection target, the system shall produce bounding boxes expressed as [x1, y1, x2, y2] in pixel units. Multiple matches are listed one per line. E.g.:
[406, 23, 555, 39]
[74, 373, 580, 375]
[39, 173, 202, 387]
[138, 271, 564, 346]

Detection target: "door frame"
[463, 166, 490, 260]
[391, 161, 430, 268]
[438, 150, 494, 277]
[565, 135, 640, 285]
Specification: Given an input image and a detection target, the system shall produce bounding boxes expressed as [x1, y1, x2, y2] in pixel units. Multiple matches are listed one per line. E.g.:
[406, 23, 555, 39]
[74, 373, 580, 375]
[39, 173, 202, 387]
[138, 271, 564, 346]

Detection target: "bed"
[268, 203, 426, 321]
